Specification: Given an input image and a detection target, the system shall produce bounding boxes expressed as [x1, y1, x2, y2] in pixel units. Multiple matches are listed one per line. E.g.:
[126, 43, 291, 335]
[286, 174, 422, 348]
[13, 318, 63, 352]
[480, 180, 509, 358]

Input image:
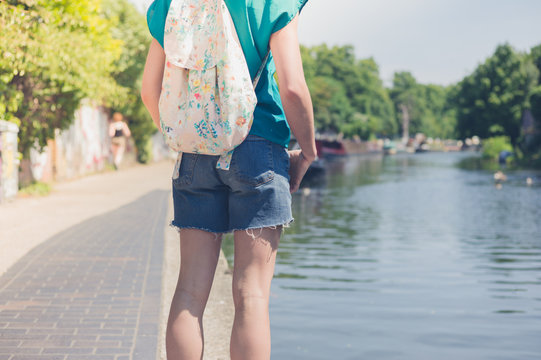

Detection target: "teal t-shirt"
[147, 0, 308, 148]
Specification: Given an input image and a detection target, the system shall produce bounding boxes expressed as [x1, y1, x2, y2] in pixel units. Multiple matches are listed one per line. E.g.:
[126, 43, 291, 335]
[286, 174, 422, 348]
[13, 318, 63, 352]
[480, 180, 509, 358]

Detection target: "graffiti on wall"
[0, 120, 19, 201]
[25, 102, 112, 183]
[55, 102, 111, 179]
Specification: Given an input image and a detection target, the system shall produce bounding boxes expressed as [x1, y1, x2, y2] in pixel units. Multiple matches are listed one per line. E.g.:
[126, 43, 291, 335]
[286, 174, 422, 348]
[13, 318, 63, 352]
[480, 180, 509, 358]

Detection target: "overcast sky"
[130, 0, 541, 86]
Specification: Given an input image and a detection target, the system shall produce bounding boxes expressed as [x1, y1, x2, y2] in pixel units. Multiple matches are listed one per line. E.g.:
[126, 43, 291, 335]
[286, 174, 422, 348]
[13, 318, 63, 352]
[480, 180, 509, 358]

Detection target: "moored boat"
[316, 137, 382, 156]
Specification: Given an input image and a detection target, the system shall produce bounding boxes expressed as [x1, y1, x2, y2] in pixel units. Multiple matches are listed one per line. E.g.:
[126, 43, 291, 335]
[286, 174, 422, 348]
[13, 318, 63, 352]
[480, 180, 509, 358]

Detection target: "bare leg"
[230, 227, 282, 360]
[166, 229, 222, 360]
[111, 144, 119, 169]
[115, 143, 125, 167]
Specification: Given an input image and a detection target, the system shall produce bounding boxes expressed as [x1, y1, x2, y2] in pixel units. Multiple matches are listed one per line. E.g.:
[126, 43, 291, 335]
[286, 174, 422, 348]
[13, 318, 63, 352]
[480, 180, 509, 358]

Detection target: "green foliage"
[309, 76, 352, 132]
[481, 136, 513, 161]
[531, 44, 541, 85]
[454, 44, 537, 149]
[100, 0, 156, 163]
[421, 84, 457, 139]
[453, 42, 541, 167]
[300, 44, 396, 139]
[300, 44, 457, 141]
[2, 0, 538, 170]
[390, 71, 421, 137]
[531, 86, 541, 122]
[0, 0, 127, 156]
[523, 86, 541, 164]
[355, 58, 397, 136]
[390, 72, 457, 139]
[18, 181, 51, 197]
[0, 0, 154, 163]
[529, 47, 541, 153]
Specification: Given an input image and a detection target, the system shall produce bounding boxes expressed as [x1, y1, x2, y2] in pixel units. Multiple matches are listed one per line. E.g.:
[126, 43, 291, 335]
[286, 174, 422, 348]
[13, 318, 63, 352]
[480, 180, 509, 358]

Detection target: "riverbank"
[458, 153, 541, 173]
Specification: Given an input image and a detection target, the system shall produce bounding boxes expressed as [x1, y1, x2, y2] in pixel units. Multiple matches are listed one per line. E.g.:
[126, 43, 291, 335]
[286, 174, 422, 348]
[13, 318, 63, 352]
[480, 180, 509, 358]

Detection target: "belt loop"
[172, 152, 183, 179]
[216, 150, 234, 170]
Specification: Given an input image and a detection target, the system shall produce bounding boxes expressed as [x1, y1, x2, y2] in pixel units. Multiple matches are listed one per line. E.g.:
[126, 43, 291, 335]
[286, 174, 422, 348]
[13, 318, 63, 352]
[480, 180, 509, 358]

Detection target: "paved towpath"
[0, 162, 234, 359]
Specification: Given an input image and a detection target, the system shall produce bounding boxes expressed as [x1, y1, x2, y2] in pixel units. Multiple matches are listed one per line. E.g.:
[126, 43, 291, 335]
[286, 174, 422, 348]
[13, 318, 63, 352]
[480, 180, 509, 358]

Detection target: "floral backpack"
[159, 0, 268, 171]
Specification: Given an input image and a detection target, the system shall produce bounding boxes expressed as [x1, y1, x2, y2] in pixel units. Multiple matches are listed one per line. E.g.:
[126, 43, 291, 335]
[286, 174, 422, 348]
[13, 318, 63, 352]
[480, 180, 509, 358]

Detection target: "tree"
[354, 58, 397, 136]
[420, 84, 457, 139]
[309, 76, 352, 133]
[389, 71, 457, 140]
[531, 87, 541, 121]
[390, 72, 422, 141]
[301, 44, 396, 139]
[454, 44, 537, 149]
[101, 0, 156, 163]
[528, 44, 541, 131]
[531, 44, 541, 85]
[0, 0, 126, 156]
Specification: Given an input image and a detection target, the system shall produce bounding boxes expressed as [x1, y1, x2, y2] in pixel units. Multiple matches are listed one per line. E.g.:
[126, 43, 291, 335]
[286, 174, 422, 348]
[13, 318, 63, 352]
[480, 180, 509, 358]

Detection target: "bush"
[481, 136, 513, 161]
[19, 181, 51, 197]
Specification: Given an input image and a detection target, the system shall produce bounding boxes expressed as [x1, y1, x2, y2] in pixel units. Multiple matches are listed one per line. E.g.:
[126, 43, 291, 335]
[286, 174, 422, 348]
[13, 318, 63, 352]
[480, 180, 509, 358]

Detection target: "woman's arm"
[141, 39, 166, 130]
[270, 15, 317, 192]
[108, 122, 115, 138]
[122, 122, 132, 137]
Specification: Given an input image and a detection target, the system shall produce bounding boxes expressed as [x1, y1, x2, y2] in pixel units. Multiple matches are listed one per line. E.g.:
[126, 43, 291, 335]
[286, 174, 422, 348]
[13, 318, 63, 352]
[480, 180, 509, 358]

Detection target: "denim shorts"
[171, 135, 293, 233]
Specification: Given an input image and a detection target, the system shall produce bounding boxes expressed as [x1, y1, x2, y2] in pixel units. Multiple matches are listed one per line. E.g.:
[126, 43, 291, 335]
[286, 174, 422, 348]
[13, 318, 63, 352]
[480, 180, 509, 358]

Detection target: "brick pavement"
[0, 190, 169, 360]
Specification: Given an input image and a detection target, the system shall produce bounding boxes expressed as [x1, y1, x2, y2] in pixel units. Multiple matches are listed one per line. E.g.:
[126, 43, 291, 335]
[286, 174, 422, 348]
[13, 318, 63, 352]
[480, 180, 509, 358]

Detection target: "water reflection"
[221, 153, 541, 359]
[271, 153, 541, 359]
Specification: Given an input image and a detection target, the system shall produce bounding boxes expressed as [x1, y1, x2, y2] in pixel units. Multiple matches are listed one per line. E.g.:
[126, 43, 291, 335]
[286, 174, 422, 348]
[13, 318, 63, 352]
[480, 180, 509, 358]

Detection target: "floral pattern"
[159, 0, 258, 170]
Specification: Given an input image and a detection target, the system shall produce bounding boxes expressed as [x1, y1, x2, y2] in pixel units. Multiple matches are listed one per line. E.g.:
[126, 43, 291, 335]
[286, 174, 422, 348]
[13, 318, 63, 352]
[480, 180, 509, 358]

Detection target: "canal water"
[222, 152, 541, 360]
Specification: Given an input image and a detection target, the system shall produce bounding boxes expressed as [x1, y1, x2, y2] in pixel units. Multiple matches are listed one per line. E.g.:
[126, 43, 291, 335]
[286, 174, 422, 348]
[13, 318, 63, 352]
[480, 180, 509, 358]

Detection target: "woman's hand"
[288, 150, 314, 193]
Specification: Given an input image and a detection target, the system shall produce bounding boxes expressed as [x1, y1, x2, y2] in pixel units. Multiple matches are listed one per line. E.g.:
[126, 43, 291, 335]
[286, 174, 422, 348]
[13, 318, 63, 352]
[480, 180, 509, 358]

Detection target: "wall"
[0, 121, 19, 202]
[20, 101, 138, 185]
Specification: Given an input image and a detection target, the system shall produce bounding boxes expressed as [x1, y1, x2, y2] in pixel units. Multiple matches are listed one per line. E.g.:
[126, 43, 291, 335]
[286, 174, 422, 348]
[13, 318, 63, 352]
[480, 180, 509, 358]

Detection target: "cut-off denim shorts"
[171, 135, 293, 233]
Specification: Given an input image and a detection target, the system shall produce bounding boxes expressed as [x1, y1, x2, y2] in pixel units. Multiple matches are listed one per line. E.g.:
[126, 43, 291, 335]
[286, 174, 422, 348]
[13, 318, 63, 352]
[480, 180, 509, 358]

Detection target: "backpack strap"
[215, 52, 270, 170]
[252, 51, 270, 89]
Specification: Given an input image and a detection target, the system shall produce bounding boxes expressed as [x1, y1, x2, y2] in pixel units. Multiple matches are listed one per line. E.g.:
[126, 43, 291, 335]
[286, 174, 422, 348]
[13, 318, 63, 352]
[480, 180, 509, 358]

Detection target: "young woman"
[141, 1, 316, 359]
[108, 112, 131, 170]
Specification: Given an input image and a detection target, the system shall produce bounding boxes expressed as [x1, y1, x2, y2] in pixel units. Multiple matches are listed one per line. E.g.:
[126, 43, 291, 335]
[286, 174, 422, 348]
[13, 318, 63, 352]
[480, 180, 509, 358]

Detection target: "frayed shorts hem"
[169, 218, 294, 234]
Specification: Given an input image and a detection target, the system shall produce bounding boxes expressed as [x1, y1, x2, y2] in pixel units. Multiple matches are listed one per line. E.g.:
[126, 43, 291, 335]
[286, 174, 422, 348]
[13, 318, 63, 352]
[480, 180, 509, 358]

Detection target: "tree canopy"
[0, 0, 127, 155]
[1, 1, 540, 167]
[300, 45, 457, 141]
[389, 72, 456, 140]
[301, 44, 396, 140]
[454, 44, 539, 151]
[101, 0, 155, 162]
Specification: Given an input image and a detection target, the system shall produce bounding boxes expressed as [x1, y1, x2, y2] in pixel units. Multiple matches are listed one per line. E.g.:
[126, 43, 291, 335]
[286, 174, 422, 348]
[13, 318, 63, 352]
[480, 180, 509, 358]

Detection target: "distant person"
[498, 150, 512, 166]
[141, 0, 316, 359]
[108, 112, 131, 169]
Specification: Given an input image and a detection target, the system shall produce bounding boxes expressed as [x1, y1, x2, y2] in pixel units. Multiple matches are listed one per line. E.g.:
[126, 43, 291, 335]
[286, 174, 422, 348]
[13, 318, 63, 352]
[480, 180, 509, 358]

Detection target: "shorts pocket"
[173, 153, 198, 187]
[273, 144, 290, 180]
[230, 137, 274, 187]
